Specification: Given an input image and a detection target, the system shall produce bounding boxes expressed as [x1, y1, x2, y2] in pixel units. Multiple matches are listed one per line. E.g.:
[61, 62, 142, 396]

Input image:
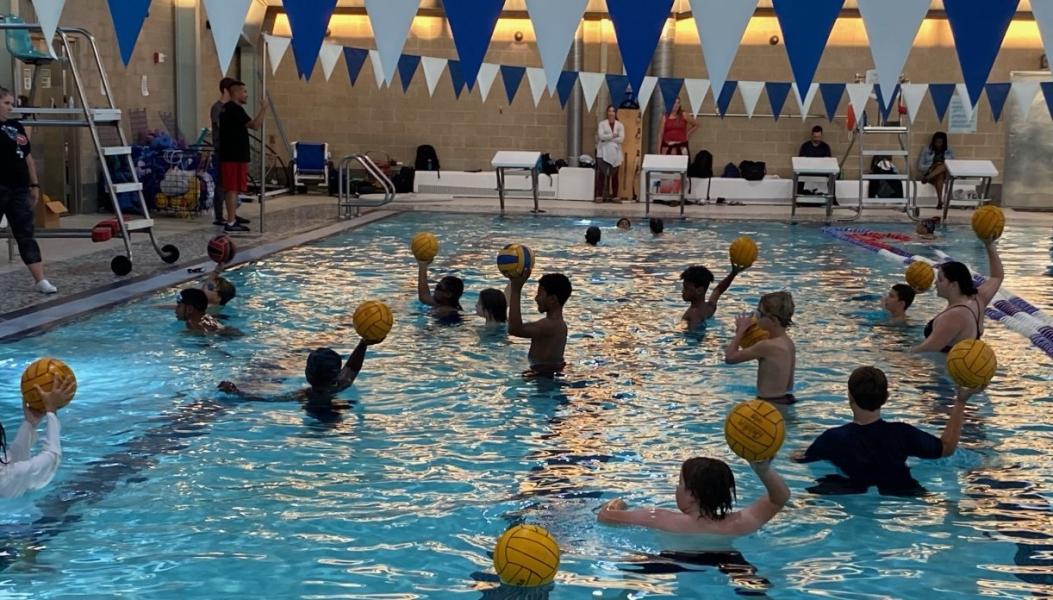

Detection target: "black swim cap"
[305, 348, 342, 387]
[585, 226, 601, 245]
[940, 261, 978, 296]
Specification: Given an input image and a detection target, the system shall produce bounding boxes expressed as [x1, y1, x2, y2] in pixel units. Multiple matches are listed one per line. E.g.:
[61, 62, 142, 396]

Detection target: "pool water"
[1, 213, 1051, 599]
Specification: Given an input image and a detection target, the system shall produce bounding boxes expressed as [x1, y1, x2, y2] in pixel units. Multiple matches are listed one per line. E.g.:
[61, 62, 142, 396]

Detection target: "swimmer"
[154, 263, 236, 311]
[724, 292, 796, 405]
[616, 218, 631, 231]
[883, 283, 916, 324]
[585, 226, 602, 246]
[649, 218, 665, 236]
[791, 366, 983, 495]
[508, 269, 572, 376]
[915, 217, 940, 241]
[911, 238, 1003, 354]
[681, 265, 745, 330]
[597, 456, 789, 537]
[0, 373, 73, 498]
[417, 258, 464, 320]
[176, 288, 228, 334]
[476, 288, 508, 326]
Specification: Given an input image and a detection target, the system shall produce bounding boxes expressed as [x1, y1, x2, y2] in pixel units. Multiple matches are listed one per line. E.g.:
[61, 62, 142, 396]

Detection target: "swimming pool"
[1, 212, 1051, 598]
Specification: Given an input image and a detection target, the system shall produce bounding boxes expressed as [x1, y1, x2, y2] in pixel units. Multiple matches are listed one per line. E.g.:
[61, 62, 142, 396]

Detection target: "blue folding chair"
[292, 141, 330, 194]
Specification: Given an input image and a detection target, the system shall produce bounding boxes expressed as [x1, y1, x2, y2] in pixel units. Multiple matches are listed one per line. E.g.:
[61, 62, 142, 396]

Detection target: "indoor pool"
[1, 212, 1051, 599]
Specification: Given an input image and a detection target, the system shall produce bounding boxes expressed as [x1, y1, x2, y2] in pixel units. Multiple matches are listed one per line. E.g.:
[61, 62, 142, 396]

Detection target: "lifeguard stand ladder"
[0, 19, 179, 276]
[845, 124, 919, 222]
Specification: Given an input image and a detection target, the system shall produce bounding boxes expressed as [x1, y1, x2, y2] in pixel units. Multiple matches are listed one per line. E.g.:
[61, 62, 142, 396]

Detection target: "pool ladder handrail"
[338, 154, 396, 219]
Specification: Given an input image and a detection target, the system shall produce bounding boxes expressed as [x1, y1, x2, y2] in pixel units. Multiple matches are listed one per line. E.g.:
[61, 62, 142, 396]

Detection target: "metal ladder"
[337, 155, 396, 219]
[847, 124, 919, 221]
[1, 22, 179, 275]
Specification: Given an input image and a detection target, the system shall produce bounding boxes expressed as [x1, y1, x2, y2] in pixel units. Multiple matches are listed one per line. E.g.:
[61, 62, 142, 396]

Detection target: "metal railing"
[337, 154, 396, 219]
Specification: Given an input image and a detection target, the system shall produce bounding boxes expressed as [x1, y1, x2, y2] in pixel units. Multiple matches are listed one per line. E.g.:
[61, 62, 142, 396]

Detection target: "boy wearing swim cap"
[680, 265, 745, 329]
[508, 270, 572, 376]
[724, 292, 796, 405]
[883, 284, 915, 324]
[791, 366, 983, 495]
[416, 259, 464, 320]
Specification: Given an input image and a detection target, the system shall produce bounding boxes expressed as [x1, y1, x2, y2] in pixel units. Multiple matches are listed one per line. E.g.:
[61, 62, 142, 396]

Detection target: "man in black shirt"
[792, 366, 981, 495]
[210, 77, 245, 226]
[797, 125, 834, 196]
[218, 80, 267, 233]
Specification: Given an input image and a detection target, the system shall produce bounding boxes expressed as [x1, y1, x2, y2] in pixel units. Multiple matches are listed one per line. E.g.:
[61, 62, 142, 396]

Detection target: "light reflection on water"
[0, 213, 1050, 598]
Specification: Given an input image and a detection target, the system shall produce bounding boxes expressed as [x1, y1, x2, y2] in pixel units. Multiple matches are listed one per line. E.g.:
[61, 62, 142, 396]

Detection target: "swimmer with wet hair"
[476, 288, 508, 325]
[681, 265, 745, 329]
[176, 288, 224, 333]
[218, 339, 372, 402]
[585, 226, 602, 246]
[508, 270, 572, 376]
[884, 284, 916, 323]
[616, 217, 631, 231]
[649, 218, 665, 235]
[416, 258, 465, 320]
[915, 217, 940, 241]
[598, 456, 789, 537]
[724, 291, 797, 405]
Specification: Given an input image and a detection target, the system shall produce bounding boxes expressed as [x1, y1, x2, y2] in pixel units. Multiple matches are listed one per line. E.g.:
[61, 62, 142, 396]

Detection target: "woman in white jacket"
[596, 105, 626, 203]
[0, 374, 72, 498]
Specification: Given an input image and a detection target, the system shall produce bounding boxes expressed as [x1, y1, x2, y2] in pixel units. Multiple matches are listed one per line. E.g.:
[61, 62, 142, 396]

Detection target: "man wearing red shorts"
[218, 80, 266, 233]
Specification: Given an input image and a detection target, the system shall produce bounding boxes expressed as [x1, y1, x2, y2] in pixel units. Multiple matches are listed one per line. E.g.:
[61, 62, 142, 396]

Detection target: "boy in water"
[724, 291, 796, 404]
[883, 283, 915, 324]
[598, 456, 789, 537]
[508, 269, 572, 376]
[680, 265, 745, 330]
[417, 259, 465, 320]
[175, 288, 226, 333]
[791, 366, 980, 495]
[218, 340, 371, 404]
[585, 226, 601, 246]
[155, 264, 236, 311]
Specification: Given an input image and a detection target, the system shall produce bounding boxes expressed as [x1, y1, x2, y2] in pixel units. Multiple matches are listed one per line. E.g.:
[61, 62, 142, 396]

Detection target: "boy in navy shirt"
[792, 366, 982, 495]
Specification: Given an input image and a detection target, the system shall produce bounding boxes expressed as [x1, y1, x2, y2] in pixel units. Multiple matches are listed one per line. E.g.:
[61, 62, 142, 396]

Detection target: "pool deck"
[1, 193, 1050, 339]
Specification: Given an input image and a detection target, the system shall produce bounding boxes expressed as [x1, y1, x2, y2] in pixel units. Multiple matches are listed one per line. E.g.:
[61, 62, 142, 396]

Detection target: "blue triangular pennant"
[344, 47, 369, 85]
[448, 60, 467, 98]
[819, 83, 845, 121]
[875, 84, 900, 122]
[929, 83, 956, 122]
[107, 0, 152, 66]
[556, 71, 579, 108]
[282, 0, 338, 80]
[772, 0, 844, 98]
[606, 0, 675, 98]
[766, 82, 792, 121]
[658, 78, 685, 115]
[606, 74, 631, 109]
[945, 0, 1020, 106]
[397, 54, 421, 93]
[986, 83, 1011, 122]
[501, 66, 526, 104]
[442, 0, 504, 89]
[1042, 82, 1053, 121]
[716, 81, 738, 118]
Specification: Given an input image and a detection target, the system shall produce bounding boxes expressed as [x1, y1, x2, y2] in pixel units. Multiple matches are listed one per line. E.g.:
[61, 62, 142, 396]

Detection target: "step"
[123, 219, 154, 232]
[862, 198, 910, 205]
[101, 146, 132, 156]
[862, 126, 909, 134]
[862, 150, 909, 156]
[111, 182, 143, 194]
[861, 174, 910, 180]
[89, 108, 122, 122]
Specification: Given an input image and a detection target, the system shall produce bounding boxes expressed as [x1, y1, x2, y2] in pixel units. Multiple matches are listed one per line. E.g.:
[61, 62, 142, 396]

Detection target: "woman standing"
[0, 87, 55, 294]
[595, 105, 625, 203]
[658, 98, 698, 156]
[919, 131, 954, 210]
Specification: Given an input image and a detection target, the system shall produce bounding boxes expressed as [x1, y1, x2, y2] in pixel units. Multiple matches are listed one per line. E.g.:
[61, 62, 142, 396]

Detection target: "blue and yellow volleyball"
[353, 300, 394, 343]
[496, 244, 535, 279]
[947, 339, 997, 388]
[21, 357, 77, 412]
[724, 400, 785, 462]
[493, 524, 561, 587]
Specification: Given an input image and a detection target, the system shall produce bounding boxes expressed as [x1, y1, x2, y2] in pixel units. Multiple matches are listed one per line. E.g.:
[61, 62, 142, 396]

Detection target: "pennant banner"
[501, 65, 526, 104]
[606, 0, 675, 97]
[1042, 81, 1053, 120]
[767, 82, 792, 120]
[900, 83, 928, 122]
[875, 84, 900, 122]
[369, 50, 386, 88]
[690, 0, 757, 108]
[266, 34, 292, 75]
[638, 76, 659, 114]
[1033, 0, 1053, 95]
[527, 67, 548, 107]
[773, 0, 844, 99]
[857, 0, 928, 100]
[794, 82, 820, 120]
[32, 0, 66, 59]
[986, 82, 1011, 122]
[819, 83, 845, 121]
[107, 0, 152, 66]
[398, 54, 421, 93]
[477, 63, 500, 102]
[365, 0, 420, 86]
[1011, 80, 1040, 119]
[716, 81, 738, 117]
[956, 83, 974, 122]
[319, 43, 343, 82]
[203, 0, 252, 75]
[684, 79, 711, 116]
[929, 83, 956, 122]
[442, 0, 504, 89]
[658, 78, 684, 115]
[945, 0, 1020, 106]
[449, 60, 468, 98]
[579, 72, 605, 111]
[282, 0, 338, 80]
[421, 56, 448, 96]
[606, 74, 631, 109]
[556, 71, 579, 108]
[738, 81, 764, 118]
[846, 83, 872, 123]
[526, 0, 588, 92]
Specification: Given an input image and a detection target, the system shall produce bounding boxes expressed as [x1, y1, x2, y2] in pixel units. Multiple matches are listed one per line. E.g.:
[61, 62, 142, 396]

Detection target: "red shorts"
[220, 162, 249, 193]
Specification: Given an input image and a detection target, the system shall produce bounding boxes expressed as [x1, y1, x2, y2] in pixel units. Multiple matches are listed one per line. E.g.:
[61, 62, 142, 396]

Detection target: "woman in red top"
[658, 98, 698, 155]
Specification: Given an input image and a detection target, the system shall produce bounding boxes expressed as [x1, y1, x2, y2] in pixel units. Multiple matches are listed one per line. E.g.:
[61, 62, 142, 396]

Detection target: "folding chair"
[292, 142, 330, 194]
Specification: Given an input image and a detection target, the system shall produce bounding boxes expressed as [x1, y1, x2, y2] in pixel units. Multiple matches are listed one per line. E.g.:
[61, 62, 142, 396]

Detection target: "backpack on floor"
[739, 160, 767, 181]
[689, 150, 714, 179]
[721, 162, 740, 178]
[415, 145, 440, 173]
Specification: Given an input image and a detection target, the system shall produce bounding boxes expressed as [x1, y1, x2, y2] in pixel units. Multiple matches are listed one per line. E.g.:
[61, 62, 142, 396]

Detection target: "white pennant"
[1031, 0, 1053, 88]
[637, 76, 658, 114]
[526, 0, 588, 92]
[738, 81, 764, 118]
[579, 72, 605, 111]
[264, 34, 292, 76]
[319, 43, 343, 82]
[477, 63, 500, 102]
[421, 56, 447, 97]
[684, 79, 711, 116]
[955, 83, 974, 122]
[794, 83, 820, 120]
[31, 0, 66, 59]
[1011, 80, 1040, 118]
[368, 50, 387, 88]
[846, 83, 872, 121]
[365, 0, 420, 85]
[857, 0, 929, 102]
[899, 83, 928, 123]
[690, 0, 757, 109]
[527, 67, 548, 107]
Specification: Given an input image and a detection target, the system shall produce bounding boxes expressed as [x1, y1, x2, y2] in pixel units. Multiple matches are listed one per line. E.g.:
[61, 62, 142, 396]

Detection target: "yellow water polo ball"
[353, 300, 394, 343]
[740, 320, 769, 349]
[947, 339, 997, 389]
[729, 237, 758, 269]
[21, 357, 77, 412]
[724, 399, 785, 462]
[906, 261, 935, 292]
[411, 232, 440, 262]
[971, 206, 1005, 241]
[496, 244, 535, 279]
[493, 524, 561, 587]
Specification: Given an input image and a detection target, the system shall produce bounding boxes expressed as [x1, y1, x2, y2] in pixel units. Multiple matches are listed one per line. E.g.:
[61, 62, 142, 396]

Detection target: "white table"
[942, 159, 998, 222]
[641, 154, 689, 216]
[491, 151, 543, 213]
[791, 157, 841, 219]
